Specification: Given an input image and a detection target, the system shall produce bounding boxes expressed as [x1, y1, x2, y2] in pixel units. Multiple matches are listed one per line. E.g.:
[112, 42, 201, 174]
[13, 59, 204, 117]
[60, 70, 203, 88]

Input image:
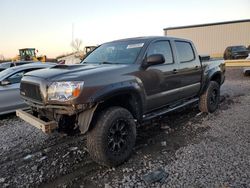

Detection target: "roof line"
[164, 19, 250, 31]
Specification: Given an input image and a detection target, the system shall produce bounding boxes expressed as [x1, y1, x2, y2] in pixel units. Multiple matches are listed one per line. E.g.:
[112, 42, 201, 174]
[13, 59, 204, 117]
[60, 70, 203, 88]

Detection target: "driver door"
[136, 40, 181, 112]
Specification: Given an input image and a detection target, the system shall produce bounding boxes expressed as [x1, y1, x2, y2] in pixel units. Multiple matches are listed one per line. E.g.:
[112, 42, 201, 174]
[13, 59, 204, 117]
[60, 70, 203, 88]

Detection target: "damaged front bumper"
[16, 102, 98, 134]
[24, 99, 89, 116]
[16, 109, 57, 133]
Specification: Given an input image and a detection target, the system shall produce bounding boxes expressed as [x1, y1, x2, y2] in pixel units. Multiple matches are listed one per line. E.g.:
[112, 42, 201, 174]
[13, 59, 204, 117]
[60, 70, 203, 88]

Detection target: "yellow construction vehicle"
[12, 48, 46, 62]
[79, 46, 97, 60]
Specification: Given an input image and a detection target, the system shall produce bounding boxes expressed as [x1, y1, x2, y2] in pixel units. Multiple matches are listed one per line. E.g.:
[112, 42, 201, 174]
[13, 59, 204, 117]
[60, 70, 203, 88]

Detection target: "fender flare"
[78, 104, 98, 134]
[78, 81, 146, 134]
[200, 69, 222, 95]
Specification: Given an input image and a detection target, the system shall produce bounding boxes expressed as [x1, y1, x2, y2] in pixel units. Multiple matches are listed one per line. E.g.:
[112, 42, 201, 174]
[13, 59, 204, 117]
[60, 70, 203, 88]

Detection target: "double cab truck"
[17, 36, 225, 166]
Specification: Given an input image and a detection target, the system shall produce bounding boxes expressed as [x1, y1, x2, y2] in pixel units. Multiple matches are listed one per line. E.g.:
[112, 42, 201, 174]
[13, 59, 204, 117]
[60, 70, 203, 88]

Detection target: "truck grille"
[20, 82, 43, 102]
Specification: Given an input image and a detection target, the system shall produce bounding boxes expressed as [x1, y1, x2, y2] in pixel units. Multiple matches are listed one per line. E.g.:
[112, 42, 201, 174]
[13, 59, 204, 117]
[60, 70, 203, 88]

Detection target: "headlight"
[47, 81, 84, 101]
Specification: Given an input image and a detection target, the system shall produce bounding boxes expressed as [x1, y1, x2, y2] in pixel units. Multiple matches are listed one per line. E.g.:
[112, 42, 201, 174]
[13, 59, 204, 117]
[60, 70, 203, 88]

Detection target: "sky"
[0, 0, 249, 58]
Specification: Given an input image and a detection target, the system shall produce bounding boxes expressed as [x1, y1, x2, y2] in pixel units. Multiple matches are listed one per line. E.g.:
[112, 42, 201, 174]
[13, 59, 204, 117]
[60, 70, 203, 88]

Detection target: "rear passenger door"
[174, 40, 202, 99]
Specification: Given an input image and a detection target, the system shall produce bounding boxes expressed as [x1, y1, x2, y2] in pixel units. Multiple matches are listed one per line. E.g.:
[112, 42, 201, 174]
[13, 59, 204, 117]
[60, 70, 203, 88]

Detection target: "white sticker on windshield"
[127, 43, 144, 49]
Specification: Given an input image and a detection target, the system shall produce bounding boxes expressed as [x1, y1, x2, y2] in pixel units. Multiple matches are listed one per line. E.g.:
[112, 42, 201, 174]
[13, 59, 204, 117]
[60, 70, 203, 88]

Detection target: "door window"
[175, 41, 195, 63]
[147, 41, 173, 64]
[7, 71, 25, 84]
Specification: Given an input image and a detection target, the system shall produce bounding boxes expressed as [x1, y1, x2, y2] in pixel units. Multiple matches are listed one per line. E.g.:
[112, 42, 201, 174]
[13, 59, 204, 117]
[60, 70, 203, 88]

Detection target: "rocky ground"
[0, 67, 249, 188]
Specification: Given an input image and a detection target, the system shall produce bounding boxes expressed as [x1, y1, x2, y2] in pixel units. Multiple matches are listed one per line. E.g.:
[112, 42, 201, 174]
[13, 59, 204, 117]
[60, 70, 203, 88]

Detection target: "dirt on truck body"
[17, 36, 225, 166]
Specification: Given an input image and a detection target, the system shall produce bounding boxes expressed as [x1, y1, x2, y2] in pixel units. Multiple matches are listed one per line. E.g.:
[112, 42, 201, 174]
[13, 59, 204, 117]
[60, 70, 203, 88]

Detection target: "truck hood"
[24, 63, 131, 81]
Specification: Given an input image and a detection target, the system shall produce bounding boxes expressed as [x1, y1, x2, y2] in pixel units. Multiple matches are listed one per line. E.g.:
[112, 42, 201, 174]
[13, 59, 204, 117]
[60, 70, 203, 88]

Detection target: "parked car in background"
[223, 45, 249, 60]
[243, 68, 250, 76]
[0, 61, 33, 72]
[247, 54, 250, 60]
[247, 45, 250, 59]
[0, 62, 55, 115]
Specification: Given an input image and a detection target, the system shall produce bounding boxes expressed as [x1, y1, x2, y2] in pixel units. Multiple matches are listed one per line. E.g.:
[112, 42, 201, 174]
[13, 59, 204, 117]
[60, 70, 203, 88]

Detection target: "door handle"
[172, 69, 178, 74]
[195, 66, 199, 69]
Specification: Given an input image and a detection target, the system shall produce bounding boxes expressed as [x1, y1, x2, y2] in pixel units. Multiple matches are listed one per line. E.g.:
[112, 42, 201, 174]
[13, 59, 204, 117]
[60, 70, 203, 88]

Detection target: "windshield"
[0, 67, 15, 80]
[81, 41, 144, 64]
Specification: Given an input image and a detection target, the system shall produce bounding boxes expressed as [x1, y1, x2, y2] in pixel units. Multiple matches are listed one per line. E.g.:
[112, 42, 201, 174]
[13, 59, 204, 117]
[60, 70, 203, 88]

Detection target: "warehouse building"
[164, 19, 250, 57]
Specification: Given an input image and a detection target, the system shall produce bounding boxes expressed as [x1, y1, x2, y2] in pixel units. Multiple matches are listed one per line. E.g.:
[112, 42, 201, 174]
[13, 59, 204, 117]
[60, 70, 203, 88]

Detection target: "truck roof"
[109, 36, 190, 43]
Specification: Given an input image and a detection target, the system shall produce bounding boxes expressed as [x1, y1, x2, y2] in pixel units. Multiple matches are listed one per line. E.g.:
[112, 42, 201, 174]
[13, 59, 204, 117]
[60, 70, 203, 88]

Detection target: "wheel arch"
[210, 72, 222, 85]
[78, 88, 144, 134]
[93, 89, 144, 122]
[200, 70, 222, 95]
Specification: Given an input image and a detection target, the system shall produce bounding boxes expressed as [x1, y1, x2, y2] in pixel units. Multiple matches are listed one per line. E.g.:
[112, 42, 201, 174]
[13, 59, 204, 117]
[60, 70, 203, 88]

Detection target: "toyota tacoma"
[17, 36, 225, 166]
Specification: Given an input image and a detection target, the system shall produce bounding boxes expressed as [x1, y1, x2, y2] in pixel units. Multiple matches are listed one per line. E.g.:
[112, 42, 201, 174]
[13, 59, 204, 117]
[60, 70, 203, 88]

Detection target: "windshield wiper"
[82, 61, 120, 65]
[81, 61, 89, 64]
[100, 61, 119, 65]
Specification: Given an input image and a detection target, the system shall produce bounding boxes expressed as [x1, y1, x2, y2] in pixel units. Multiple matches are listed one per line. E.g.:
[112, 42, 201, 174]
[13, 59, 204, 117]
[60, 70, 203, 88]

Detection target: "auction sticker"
[127, 43, 144, 49]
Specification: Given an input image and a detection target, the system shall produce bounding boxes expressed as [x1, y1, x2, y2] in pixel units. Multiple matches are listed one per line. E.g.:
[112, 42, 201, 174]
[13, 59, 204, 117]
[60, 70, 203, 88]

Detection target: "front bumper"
[233, 54, 248, 59]
[16, 109, 57, 133]
[23, 98, 89, 116]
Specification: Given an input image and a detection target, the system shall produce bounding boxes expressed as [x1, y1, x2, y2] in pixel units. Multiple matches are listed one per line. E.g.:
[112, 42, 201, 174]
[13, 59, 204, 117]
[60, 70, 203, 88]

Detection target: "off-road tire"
[199, 81, 220, 113]
[86, 107, 136, 167]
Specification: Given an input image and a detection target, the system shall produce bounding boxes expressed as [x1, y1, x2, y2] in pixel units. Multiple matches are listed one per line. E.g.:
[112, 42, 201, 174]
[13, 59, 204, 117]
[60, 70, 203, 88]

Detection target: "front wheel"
[86, 107, 136, 167]
[199, 81, 220, 113]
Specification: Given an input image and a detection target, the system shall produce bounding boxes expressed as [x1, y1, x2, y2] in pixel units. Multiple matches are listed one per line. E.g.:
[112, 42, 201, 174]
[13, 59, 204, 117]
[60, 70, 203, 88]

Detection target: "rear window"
[0, 62, 11, 69]
[175, 41, 195, 63]
[232, 46, 247, 52]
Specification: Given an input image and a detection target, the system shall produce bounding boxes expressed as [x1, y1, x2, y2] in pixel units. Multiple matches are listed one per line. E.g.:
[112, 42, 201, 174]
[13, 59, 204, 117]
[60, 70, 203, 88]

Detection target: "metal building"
[164, 19, 250, 57]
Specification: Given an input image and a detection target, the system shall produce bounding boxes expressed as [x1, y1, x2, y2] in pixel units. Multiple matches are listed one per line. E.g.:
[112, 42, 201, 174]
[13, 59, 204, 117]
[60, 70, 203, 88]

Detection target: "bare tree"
[71, 38, 83, 52]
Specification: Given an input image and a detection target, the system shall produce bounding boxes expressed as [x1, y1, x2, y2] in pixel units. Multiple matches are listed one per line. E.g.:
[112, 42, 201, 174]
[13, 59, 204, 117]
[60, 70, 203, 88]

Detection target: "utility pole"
[72, 23, 74, 43]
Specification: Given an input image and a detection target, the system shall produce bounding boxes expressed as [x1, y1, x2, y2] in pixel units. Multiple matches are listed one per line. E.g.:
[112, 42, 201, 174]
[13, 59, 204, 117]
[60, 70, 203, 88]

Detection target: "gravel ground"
[0, 67, 249, 187]
[106, 95, 250, 188]
[163, 95, 250, 188]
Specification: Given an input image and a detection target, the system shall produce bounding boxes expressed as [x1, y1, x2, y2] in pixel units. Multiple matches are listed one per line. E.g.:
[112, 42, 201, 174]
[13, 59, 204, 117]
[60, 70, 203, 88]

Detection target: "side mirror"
[0, 80, 10, 86]
[144, 54, 165, 68]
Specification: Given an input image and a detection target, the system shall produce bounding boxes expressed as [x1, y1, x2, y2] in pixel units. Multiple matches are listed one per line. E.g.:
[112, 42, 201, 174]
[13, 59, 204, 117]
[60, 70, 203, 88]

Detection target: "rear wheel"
[86, 107, 136, 167]
[199, 81, 220, 113]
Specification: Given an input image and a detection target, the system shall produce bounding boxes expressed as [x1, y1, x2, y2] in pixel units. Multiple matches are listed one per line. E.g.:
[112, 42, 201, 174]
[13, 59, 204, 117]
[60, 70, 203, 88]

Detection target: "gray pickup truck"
[17, 36, 225, 166]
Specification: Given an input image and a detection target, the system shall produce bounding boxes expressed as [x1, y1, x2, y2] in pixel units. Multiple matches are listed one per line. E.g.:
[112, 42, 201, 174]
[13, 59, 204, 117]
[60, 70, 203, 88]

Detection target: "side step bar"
[16, 109, 57, 134]
[143, 98, 199, 121]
